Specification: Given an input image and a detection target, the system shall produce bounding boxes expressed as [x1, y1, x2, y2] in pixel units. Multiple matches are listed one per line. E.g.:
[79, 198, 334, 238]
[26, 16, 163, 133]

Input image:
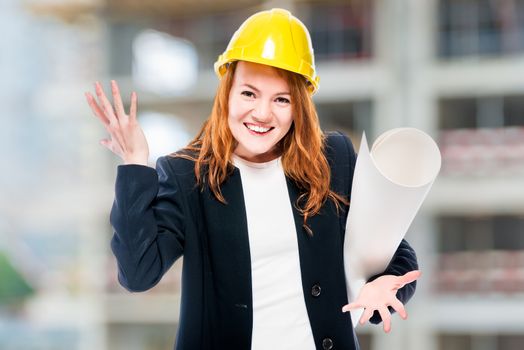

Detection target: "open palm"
[85, 80, 149, 165]
[342, 270, 421, 333]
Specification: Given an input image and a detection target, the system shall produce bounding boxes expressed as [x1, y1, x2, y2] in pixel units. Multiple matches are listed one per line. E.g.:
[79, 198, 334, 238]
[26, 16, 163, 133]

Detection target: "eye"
[275, 96, 290, 104]
[241, 91, 255, 98]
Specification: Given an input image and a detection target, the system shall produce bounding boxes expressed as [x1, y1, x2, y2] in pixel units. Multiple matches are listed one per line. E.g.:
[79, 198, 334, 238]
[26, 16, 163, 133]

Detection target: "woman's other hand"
[341, 270, 421, 333]
[85, 80, 149, 165]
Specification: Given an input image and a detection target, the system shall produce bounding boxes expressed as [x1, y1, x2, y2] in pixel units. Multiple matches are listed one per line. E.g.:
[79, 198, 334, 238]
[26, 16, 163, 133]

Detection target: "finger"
[378, 307, 392, 333]
[85, 92, 110, 126]
[99, 139, 113, 153]
[399, 270, 422, 286]
[111, 80, 127, 122]
[100, 138, 123, 156]
[389, 297, 407, 319]
[342, 302, 362, 313]
[95, 81, 118, 125]
[95, 82, 127, 151]
[129, 91, 137, 122]
[100, 139, 112, 151]
[359, 307, 375, 325]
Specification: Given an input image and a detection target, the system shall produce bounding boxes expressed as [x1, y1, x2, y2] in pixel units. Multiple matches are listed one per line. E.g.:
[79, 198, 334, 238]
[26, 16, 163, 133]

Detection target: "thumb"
[341, 302, 362, 313]
[399, 270, 422, 285]
[100, 139, 113, 152]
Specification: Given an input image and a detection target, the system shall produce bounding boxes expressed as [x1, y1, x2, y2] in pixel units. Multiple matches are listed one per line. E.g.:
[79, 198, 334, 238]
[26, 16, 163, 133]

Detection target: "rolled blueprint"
[344, 128, 441, 327]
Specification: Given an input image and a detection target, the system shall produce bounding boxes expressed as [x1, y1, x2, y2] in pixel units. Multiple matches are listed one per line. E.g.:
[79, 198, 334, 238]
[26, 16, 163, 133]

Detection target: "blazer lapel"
[285, 177, 308, 238]
[285, 174, 346, 311]
[200, 167, 253, 347]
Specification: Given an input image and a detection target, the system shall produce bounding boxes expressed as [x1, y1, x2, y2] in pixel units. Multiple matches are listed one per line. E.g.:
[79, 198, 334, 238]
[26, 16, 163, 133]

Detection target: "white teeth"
[246, 124, 271, 133]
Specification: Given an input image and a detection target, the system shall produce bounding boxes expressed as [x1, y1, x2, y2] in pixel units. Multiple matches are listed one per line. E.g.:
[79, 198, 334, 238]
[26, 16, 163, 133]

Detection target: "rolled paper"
[343, 128, 441, 327]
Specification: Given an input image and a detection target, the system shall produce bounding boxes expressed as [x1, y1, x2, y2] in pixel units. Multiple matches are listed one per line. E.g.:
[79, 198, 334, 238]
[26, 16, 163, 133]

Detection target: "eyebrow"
[241, 83, 290, 96]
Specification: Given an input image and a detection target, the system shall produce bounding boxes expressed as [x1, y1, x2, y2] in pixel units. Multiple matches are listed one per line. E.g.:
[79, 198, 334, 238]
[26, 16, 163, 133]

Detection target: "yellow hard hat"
[214, 8, 320, 94]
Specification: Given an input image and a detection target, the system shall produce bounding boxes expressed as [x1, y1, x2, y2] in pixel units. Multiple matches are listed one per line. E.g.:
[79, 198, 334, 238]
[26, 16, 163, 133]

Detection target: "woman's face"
[228, 61, 293, 163]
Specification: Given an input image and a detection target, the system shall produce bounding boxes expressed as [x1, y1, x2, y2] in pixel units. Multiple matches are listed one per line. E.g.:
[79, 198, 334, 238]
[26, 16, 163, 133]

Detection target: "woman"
[85, 8, 419, 350]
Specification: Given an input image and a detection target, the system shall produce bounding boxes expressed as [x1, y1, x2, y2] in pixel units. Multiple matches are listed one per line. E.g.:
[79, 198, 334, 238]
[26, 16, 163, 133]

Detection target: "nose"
[251, 99, 272, 123]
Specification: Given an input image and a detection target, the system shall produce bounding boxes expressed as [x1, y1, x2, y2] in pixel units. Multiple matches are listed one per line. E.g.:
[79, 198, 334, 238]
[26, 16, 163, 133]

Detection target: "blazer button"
[322, 337, 333, 350]
[311, 283, 321, 297]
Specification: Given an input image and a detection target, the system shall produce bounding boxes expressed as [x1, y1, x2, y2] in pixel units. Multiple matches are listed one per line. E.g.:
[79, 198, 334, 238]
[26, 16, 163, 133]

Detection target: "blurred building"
[1, 0, 523, 349]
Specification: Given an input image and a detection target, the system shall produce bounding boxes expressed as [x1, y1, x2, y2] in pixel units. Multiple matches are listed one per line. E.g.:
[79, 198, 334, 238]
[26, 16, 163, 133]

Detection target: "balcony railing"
[435, 250, 524, 294]
[439, 126, 524, 176]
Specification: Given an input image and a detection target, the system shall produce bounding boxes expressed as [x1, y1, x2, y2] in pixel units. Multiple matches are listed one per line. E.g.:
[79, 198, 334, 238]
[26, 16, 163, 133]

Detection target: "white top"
[232, 154, 316, 350]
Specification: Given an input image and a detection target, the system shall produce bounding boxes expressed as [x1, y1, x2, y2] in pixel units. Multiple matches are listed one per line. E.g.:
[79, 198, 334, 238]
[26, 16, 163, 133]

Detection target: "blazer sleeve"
[339, 130, 419, 325]
[109, 156, 186, 292]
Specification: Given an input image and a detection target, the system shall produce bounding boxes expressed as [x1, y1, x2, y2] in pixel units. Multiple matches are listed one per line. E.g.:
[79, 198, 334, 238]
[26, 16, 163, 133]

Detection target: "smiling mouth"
[244, 123, 275, 135]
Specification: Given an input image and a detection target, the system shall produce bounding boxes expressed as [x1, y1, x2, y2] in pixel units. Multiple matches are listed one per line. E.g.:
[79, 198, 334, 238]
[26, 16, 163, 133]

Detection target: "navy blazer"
[110, 131, 418, 350]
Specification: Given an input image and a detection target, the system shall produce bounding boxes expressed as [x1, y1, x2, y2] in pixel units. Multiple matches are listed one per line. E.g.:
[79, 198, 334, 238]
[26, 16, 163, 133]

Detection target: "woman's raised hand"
[85, 80, 149, 165]
[341, 270, 421, 333]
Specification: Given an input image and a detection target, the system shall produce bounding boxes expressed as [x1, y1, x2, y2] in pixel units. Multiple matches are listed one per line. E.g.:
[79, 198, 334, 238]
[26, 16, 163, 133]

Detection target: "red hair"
[172, 61, 348, 235]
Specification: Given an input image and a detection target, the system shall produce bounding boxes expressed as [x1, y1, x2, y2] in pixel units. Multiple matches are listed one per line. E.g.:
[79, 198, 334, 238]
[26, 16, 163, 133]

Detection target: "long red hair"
[171, 61, 348, 235]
